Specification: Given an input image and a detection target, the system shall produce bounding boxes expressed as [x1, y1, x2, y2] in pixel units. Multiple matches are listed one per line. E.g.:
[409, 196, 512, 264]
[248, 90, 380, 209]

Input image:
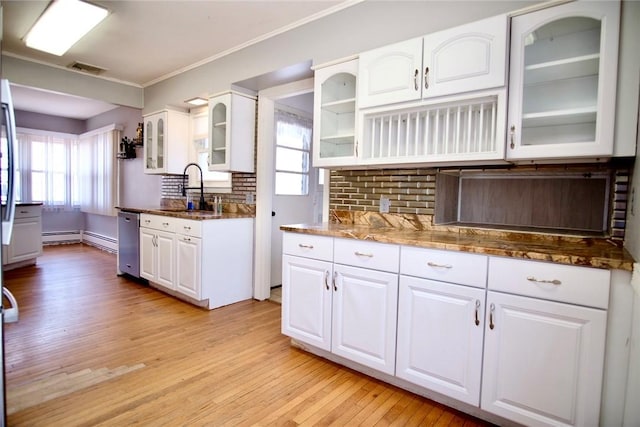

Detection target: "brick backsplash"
[330, 168, 437, 215]
[161, 172, 256, 205]
[330, 164, 631, 239]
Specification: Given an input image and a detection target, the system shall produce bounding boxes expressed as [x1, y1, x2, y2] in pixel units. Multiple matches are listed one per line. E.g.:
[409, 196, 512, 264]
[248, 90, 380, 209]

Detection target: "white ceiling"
[2, 0, 353, 119]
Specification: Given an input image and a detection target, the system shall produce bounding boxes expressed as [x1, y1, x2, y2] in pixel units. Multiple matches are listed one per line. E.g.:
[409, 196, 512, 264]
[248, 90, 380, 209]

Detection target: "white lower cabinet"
[140, 225, 175, 290]
[175, 234, 201, 300]
[282, 233, 399, 374]
[140, 214, 253, 309]
[3, 204, 43, 267]
[281, 233, 611, 426]
[281, 254, 333, 351]
[332, 264, 398, 375]
[481, 257, 609, 427]
[481, 291, 607, 427]
[396, 276, 485, 405]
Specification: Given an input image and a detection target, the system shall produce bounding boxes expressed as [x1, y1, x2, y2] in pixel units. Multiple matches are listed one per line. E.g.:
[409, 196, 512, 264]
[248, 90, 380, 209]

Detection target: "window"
[77, 125, 120, 216]
[16, 128, 77, 210]
[275, 109, 312, 195]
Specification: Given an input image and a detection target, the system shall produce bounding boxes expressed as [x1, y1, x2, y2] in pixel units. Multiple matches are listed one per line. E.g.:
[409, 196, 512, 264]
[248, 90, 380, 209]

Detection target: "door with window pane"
[271, 104, 319, 288]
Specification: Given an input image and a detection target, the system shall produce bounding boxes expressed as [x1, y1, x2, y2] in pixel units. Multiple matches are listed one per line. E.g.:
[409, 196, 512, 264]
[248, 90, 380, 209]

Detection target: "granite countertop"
[280, 222, 635, 271]
[117, 206, 255, 221]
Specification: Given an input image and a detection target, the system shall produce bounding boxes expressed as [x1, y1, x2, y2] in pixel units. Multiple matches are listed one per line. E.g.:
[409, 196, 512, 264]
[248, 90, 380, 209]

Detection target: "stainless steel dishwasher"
[117, 211, 140, 278]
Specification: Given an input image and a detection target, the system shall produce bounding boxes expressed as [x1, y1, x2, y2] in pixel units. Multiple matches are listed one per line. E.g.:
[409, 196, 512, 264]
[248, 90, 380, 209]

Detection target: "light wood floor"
[3, 244, 492, 426]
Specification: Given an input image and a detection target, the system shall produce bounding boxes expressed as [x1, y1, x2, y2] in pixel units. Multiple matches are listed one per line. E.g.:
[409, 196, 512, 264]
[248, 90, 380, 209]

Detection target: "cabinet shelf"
[213, 121, 227, 127]
[320, 134, 355, 144]
[321, 98, 356, 114]
[211, 147, 227, 152]
[524, 53, 600, 85]
[522, 106, 596, 128]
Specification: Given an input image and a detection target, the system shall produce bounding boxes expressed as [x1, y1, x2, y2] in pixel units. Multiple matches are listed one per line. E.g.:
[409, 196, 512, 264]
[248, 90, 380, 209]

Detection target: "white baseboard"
[82, 231, 117, 253]
[42, 231, 82, 245]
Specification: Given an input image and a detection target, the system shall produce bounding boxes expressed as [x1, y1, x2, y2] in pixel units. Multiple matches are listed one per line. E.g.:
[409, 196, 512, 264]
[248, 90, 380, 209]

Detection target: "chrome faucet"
[182, 162, 206, 210]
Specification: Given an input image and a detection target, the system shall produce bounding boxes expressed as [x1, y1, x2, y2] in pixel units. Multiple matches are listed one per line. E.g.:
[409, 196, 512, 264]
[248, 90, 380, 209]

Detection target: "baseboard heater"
[82, 231, 118, 253]
[42, 231, 82, 245]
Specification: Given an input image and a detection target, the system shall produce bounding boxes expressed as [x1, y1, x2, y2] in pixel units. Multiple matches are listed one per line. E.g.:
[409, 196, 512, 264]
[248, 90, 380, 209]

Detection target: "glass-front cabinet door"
[506, 1, 620, 161]
[156, 116, 164, 169]
[145, 120, 154, 170]
[209, 100, 228, 168]
[312, 58, 358, 168]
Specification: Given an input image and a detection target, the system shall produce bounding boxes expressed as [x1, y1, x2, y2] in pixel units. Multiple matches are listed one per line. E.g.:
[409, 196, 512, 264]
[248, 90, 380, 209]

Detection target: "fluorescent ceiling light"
[185, 97, 208, 106]
[25, 0, 108, 56]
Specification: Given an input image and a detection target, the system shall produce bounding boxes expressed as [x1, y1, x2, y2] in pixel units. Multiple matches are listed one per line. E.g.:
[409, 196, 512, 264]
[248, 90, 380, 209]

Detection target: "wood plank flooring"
[3, 244, 492, 426]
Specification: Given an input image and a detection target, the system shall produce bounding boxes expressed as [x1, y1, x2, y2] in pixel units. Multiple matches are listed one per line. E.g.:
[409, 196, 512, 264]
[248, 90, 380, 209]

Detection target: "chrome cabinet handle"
[354, 251, 373, 258]
[414, 69, 419, 91]
[510, 125, 515, 149]
[475, 300, 480, 326]
[424, 66, 430, 89]
[324, 271, 329, 290]
[427, 261, 452, 269]
[184, 226, 191, 230]
[489, 303, 495, 330]
[183, 237, 191, 242]
[527, 276, 562, 285]
[162, 222, 169, 227]
[333, 271, 338, 291]
[298, 243, 314, 249]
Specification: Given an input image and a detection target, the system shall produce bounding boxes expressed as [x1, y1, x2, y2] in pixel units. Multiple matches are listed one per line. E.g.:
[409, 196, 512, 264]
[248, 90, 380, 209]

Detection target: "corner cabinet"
[506, 1, 620, 161]
[312, 58, 359, 168]
[208, 92, 256, 172]
[143, 110, 190, 174]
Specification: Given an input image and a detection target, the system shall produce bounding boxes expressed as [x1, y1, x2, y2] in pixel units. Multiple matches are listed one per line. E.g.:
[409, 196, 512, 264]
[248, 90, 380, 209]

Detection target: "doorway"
[254, 78, 317, 302]
[270, 93, 320, 301]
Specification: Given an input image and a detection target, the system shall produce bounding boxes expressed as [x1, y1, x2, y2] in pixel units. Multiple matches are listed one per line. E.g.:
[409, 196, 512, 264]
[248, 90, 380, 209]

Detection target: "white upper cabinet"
[143, 110, 189, 174]
[358, 14, 507, 109]
[208, 91, 256, 172]
[422, 14, 507, 99]
[359, 37, 423, 108]
[507, 1, 620, 161]
[313, 58, 359, 168]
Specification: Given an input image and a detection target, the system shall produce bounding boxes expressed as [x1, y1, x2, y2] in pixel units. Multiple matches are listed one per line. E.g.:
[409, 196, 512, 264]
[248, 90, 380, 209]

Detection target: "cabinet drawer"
[140, 214, 176, 233]
[488, 257, 611, 309]
[283, 233, 333, 261]
[400, 246, 487, 288]
[14, 205, 42, 219]
[334, 238, 399, 273]
[175, 218, 201, 237]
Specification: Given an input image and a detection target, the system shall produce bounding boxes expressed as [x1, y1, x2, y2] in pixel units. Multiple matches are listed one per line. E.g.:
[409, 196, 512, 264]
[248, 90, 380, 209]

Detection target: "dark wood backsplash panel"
[458, 176, 608, 232]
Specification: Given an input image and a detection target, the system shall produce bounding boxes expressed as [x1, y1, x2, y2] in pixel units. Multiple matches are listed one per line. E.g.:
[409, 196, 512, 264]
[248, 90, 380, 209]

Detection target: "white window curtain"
[78, 124, 121, 216]
[274, 109, 312, 196]
[16, 128, 78, 211]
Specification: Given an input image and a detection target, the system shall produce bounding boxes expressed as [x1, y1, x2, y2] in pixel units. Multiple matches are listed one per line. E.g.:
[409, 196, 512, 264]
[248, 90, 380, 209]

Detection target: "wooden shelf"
[524, 54, 599, 85]
[522, 106, 596, 128]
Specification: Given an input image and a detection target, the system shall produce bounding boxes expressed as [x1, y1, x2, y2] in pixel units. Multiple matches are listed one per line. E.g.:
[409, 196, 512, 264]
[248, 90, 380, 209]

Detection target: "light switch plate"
[379, 196, 390, 213]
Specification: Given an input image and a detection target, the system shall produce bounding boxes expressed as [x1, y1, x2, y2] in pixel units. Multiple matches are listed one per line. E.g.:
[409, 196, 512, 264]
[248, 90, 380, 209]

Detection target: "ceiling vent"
[68, 61, 106, 75]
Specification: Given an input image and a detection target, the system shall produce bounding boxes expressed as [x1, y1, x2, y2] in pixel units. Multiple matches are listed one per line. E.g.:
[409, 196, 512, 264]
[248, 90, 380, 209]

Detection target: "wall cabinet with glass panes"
[312, 57, 358, 168]
[208, 92, 256, 173]
[187, 107, 231, 189]
[143, 109, 189, 174]
[506, 1, 620, 161]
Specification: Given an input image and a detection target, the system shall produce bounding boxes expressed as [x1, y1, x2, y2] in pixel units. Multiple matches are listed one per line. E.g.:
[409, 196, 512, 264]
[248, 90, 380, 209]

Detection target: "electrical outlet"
[379, 196, 390, 213]
[245, 193, 255, 204]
